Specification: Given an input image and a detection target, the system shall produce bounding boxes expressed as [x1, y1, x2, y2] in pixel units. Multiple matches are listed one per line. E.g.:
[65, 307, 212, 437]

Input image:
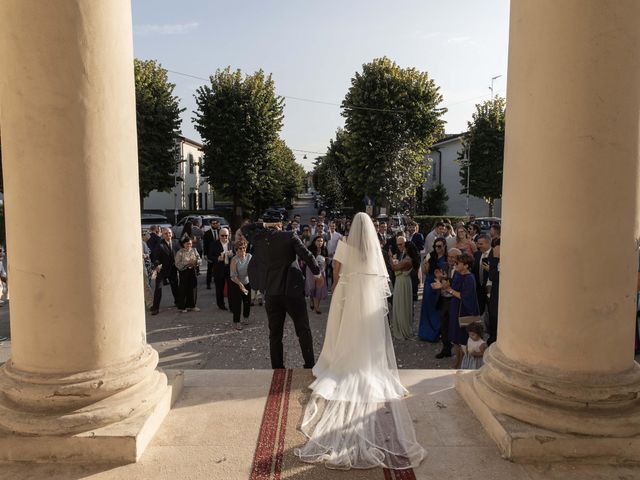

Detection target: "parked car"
[269, 205, 289, 219]
[141, 214, 171, 234]
[471, 217, 501, 234]
[171, 214, 230, 238]
[375, 214, 407, 235]
[261, 209, 286, 222]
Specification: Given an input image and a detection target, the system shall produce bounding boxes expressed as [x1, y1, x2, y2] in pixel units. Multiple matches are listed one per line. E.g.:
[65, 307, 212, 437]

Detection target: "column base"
[456, 371, 640, 464]
[0, 370, 183, 464]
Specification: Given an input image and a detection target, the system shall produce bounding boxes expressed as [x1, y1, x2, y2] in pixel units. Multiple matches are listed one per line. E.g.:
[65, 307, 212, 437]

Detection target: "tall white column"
[458, 0, 640, 460]
[0, 0, 167, 437]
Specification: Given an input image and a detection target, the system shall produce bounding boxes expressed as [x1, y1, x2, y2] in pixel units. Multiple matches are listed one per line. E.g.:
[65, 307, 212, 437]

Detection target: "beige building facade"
[143, 136, 214, 214]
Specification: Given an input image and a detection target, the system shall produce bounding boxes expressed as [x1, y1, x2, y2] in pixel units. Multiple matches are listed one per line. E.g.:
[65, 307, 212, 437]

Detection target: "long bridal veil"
[294, 212, 425, 470]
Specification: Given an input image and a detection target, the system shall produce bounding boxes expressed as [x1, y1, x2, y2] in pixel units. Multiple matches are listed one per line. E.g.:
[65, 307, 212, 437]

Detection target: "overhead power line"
[167, 68, 503, 113]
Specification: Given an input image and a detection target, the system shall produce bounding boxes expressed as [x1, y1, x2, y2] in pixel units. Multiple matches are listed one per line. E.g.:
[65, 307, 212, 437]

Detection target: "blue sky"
[132, 0, 510, 170]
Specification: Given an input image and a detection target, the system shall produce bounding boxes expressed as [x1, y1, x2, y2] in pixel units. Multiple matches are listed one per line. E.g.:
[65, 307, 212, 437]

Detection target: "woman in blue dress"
[441, 253, 479, 369]
[418, 239, 448, 341]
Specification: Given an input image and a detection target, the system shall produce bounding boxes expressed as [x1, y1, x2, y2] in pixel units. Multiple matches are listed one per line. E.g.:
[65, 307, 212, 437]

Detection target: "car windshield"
[142, 217, 168, 225]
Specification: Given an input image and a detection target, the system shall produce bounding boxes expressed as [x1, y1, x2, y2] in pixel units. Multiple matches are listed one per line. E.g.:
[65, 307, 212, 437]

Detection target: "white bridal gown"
[294, 213, 425, 470]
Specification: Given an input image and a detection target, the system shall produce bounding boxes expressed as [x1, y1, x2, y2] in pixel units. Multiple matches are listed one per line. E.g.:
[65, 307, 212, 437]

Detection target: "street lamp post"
[490, 75, 502, 98]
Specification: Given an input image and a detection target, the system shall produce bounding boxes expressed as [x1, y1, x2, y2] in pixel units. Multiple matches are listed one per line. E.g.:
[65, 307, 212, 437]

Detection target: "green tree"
[459, 97, 506, 216]
[193, 67, 285, 221]
[312, 128, 352, 209]
[134, 59, 184, 201]
[341, 57, 446, 210]
[420, 183, 449, 215]
[255, 139, 304, 212]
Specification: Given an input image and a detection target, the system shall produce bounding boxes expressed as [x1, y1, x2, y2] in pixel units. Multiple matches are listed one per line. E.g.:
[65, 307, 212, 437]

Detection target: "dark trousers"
[437, 296, 452, 351]
[213, 263, 229, 308]
[152, 269, 179, 311]
[229, 281, 251, 323]
[265, 294, 315, 369]
[325, 262, 333, 289]
[177, 268, 198, 309]
[411, 268, 419, 301]
[206, 261, 214, 288]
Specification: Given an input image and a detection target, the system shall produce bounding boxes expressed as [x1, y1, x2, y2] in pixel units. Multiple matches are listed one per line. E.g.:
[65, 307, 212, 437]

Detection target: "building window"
[188, 153, 194, 174]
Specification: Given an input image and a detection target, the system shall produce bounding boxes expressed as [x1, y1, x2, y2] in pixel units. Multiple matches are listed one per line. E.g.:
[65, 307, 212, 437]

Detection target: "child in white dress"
[460, 322, 487, 369]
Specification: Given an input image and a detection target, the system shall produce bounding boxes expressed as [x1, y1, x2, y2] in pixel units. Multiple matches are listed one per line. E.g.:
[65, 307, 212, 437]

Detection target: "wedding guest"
[300, 225, 313, 248]
[180, 220, 194, 241]
[406, 221, 425, 253]
[191, 218, 205, 256]
[440, 253, 480, 369]
[419, 239, 448, 342]
[142, 231, 154, 309]
[208, 227, 234, 310]
[467, 223, 481, 243]
[460, 322, 486, 369]
[325, 221, 343, 290]
[472, 234, 493, 318]
[175, 236, 201, 313]
[390, 237, 420, 340]
[486, 238, 501, 345]
[454, 226, 478, 256]
[306, 236, 329, 314]
[490, 223, 501, 246]
[203, 218, 221, 290]
[229, 239, 252, 330]
[150, 228, 180, 315]
[146, 225, 162, 251]
[435, 247, 462, 359]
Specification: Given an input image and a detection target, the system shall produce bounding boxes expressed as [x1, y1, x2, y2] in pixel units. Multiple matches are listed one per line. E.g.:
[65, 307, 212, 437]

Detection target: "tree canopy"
[312, 128, 351, 210]
[458, 97, 506, 215]
[193, 67, 294, 217]
[341, 57, 446, 209]
[134, 59, 184, 200]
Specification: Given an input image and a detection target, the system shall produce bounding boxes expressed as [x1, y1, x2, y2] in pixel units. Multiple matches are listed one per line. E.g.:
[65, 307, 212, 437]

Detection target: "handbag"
[458, 275, 482, 327]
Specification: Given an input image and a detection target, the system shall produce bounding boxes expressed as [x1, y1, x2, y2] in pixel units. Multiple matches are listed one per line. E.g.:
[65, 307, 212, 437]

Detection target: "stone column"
[457, 0, 640, 461]
[0, 0, 171, 457]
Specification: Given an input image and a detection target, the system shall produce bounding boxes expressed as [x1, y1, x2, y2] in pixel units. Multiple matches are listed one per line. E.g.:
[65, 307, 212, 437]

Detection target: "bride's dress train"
[294, 213, 426, 470]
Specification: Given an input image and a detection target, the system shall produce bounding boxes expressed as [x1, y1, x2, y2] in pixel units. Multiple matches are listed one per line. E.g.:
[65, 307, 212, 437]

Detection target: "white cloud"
[134, 22, 199, 36]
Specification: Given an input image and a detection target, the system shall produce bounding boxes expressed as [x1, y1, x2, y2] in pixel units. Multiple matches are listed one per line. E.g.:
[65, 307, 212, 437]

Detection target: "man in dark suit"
[207, 227, 232, 310]
[472, 234, 493, 316]
[146, 225, 162, 251]
[242, 221, 320, 369]
[202, 219, 221, 290]
[150, 228, 180, 315]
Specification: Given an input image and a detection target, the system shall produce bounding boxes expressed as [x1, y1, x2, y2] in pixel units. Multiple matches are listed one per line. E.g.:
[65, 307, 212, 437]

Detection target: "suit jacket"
[242, 223, 319, 297]
[408, 232, 425, 252]
[146, 232, 161, 251]
[150, 239, 179, 279]
[208, 239, 233, 274]
[202, 228, 220, 259]
[472, 249, 493, 289]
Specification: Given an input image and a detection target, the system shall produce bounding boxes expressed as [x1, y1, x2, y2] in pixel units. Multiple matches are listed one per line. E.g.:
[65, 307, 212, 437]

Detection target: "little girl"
[460, 322, 487, 369]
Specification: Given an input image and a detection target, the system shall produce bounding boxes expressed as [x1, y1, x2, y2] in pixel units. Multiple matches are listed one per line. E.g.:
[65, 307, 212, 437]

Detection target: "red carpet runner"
[249, 369, 416, 480]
